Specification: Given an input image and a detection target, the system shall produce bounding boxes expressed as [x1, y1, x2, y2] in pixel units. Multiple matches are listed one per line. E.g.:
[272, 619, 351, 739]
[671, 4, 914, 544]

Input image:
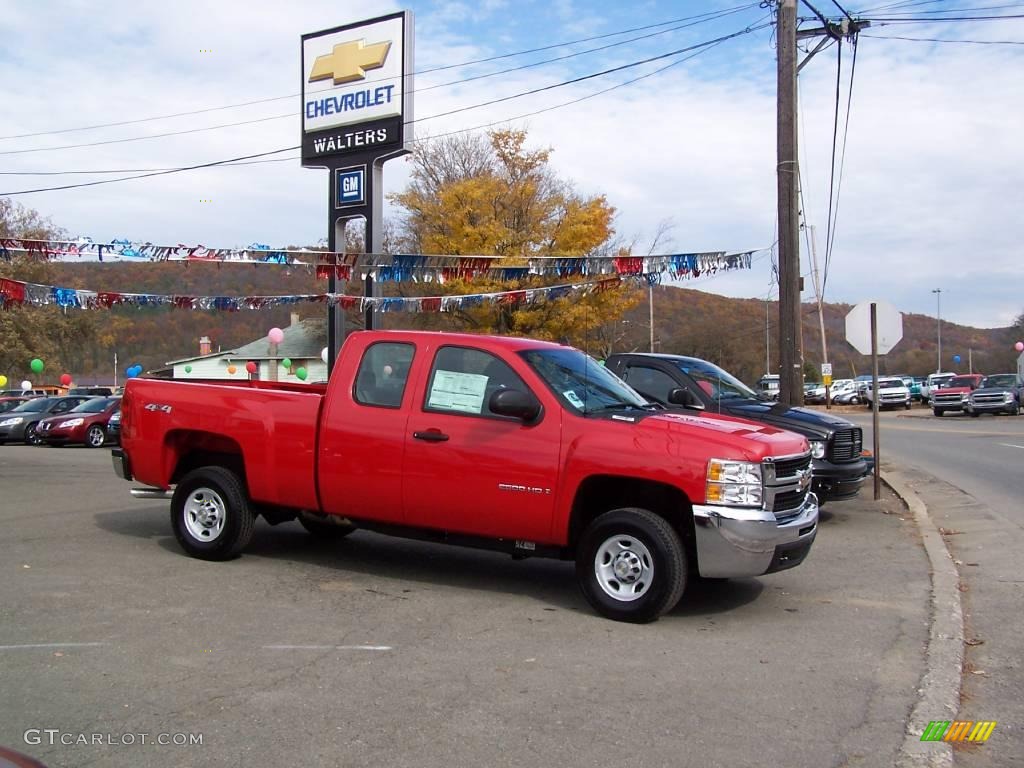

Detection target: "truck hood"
[719, 400, 851, 438]
[639, 409, 808, 462]
[936, 387, 971, 396]
[972, 386, 1016, 396]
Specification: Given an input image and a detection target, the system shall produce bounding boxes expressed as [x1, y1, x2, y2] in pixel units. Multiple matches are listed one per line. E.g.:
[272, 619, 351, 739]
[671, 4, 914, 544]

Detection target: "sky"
[1, 0, 1022, 329]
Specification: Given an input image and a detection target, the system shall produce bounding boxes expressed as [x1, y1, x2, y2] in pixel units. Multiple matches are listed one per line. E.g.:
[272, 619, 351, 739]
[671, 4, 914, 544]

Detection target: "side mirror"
[668, 387, 704, 410]
[489, 388, 542, 422]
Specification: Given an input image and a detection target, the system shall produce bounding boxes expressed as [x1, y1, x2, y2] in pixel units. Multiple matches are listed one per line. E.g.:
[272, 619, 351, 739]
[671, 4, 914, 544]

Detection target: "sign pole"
[871, 302, 880, 501]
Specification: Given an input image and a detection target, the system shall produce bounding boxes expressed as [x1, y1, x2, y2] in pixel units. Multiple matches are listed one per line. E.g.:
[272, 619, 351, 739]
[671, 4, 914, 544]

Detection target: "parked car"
[106, 408, 122, 444]
[605, 353, 868, 504]
[0, 396, 34, 414]
[921, 372, 956, 405]
[0, 388, 50, 397]
[804, 382, 826, 405]
[67, 386, 114, 397]
[115, 331, 820, 624]
[864, 377, 912, 410]
[932, 374, 985, 416]
[0, 396, 95, 445]
[755, 374, 780, 401]
[36, 396, 121, 447]
[965, 373, 1021, 417]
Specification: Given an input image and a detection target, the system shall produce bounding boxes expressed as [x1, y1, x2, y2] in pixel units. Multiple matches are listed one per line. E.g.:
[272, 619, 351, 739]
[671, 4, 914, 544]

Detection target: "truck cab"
[932, 373, 985, 416]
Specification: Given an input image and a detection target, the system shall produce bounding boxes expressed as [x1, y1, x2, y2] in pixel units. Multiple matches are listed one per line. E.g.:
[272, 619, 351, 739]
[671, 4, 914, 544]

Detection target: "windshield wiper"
[588, 402, 649, 414]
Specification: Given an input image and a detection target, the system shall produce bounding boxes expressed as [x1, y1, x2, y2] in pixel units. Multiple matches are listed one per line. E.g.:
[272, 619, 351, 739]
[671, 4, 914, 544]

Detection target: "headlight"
[0, 417, 23, 427]
[109, 412, 121, 422]
[809, 440, 826, 459]
[706, 458, 763, 508]
[1005, 393, 1015, 402]
[960, 394, 968, 402]
[58, 418, 84, 428]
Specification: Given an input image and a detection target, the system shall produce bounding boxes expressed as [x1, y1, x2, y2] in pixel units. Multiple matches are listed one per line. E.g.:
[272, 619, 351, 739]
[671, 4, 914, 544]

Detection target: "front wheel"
[170, 466, 255, 561]
[24, 423, 42, 446]
[86, 425, 106, 447]
[905, 402, 912, 410]
[933, 408, 943, 417]
[576, 508, 686, 623]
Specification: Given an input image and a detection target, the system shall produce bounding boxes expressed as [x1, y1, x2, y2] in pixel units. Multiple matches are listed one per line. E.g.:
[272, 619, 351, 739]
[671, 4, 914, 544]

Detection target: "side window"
[52, 400, 72, 413]
[353, 342, 415, 408]
[424, 346, 529, 418]
[623, 366, 678, 404]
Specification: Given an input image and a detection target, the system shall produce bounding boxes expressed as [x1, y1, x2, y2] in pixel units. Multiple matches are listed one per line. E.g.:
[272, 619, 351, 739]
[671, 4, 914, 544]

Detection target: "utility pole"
[932, 288, 942, 372]
[649, 284, 655, 353]
[777, 0, 802, 406]
[766, 298, 771, 375]
[777, 1, 868, 405]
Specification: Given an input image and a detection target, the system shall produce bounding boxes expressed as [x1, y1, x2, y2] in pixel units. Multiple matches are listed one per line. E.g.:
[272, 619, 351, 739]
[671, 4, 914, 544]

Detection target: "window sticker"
[563, 390, 585, 410]
[428, 370, 489, 414]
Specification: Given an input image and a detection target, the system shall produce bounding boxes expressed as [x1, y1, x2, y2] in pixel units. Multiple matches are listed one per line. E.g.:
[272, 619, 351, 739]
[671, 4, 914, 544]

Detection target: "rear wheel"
[86, 424, 106, 447]
[576, 508, 686, 623]
[170, 466, 254, 561]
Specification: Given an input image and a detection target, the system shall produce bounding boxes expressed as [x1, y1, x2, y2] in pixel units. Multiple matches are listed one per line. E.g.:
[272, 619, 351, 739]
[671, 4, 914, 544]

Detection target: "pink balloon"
[268, 327, 284, 344]
[1016, 341, 1024, 352]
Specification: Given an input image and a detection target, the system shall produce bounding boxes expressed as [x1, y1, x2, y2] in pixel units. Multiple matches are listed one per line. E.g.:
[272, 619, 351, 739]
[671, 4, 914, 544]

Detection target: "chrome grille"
[829, 427, 862, 462]
[933, 393, 963, 405]
[769, 454, 811, 481]
[763, 452, 812, 516]
[973, 393, 1006, 404]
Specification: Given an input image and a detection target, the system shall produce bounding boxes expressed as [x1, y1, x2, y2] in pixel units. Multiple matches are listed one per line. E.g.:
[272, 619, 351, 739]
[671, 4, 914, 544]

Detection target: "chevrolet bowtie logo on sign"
[309, 39, 391, 85]
[300, 11, 414, 162]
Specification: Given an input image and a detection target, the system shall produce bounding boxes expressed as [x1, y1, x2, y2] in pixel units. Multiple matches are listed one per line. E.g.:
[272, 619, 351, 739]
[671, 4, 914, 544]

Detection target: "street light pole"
[931, 288, 942, 373]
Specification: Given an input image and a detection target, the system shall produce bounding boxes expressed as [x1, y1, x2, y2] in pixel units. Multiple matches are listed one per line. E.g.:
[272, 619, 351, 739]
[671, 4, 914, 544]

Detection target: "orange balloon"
[227, 365, 237, 375]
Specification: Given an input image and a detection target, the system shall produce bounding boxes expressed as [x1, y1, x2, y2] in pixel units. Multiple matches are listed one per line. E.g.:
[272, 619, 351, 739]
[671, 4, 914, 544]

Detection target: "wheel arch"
[165, 429, 247, 486]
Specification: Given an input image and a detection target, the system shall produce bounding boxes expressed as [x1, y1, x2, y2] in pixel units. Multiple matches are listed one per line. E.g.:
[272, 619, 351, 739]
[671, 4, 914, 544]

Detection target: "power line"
[862, 31, 1024, 39]
[0, 10, 763, 158]
[0, 21, 770, 195]
[0, 4, 758, 142]
[0, 158, 296, 176]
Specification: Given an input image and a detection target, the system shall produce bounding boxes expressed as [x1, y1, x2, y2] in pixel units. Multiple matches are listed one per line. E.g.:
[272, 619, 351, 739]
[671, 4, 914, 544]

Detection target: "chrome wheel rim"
[183, 487, 227, 542]
[594, 534, 654, 602]
[25, 424, 40, 445]
[88, 427, 104, 446]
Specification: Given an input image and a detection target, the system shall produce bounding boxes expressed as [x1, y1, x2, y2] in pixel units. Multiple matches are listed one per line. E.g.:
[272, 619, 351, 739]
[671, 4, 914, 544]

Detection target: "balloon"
[21, 380, 32, 391]
[30, 358, 44, 374]
[184, 365, 193, 374]
[953, 355, 961, 364]
[1016, 341, 1024, 352]
[0, 375, 7, 388]
[296, 367, 308, 381]
[321, 347, 329, 364]
[245, 361, 257, 374]
[125, 366, 136, 379]
[227, 365, 237, 375]
[281, 358, 292, 369]
[60, 373, 72, 386]
[268, 327, 284, 344]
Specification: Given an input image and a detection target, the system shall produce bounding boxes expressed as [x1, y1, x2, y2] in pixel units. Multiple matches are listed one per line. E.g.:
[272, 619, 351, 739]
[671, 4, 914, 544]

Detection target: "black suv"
[605, 353, 869, 504]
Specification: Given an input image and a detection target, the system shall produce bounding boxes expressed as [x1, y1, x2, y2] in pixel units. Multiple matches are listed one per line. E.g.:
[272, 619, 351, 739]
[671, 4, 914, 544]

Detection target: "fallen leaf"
[965, 639, 985, 647]
[22, 565, 30, 569]
[53, 652, 63, 657]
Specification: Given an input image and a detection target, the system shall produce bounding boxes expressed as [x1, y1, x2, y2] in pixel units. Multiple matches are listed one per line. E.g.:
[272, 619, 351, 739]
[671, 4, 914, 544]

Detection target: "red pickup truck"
[113, 331, 818, 623]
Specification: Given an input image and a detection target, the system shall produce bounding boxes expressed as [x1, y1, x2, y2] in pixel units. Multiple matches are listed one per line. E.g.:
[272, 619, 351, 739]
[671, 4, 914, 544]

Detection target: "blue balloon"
[953, 355, 961, 364]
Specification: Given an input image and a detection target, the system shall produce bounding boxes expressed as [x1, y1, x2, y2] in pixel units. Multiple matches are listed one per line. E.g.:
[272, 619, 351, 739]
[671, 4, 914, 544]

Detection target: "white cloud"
[2, 3, 1021, 327]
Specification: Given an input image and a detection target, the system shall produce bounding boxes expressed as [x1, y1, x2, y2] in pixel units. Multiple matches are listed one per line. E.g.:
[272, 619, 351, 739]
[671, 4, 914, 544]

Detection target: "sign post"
[845, 300, 904, 501]
[821, 362, 833, 409]
[301, 11, 415, 371]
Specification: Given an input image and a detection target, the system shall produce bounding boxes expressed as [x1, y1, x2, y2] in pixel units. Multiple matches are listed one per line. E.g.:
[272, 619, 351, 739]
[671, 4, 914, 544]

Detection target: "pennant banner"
[0, 275, 648, 314]
[0, 237, 753, 282]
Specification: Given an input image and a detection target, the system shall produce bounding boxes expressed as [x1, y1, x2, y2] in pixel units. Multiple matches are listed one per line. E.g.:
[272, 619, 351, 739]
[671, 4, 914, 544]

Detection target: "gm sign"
[335, 166, 366, 208]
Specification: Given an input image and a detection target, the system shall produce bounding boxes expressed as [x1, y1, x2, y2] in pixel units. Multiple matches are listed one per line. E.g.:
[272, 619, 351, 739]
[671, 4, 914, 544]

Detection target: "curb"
[882, 468, 964, 768]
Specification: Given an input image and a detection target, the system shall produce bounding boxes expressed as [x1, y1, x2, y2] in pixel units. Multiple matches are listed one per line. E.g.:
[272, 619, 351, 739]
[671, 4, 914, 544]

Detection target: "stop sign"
[845, 301, 903, 355]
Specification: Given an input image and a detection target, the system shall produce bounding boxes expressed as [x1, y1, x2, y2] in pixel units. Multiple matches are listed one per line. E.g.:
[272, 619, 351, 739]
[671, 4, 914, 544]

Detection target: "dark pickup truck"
[605, 353, 868, 504]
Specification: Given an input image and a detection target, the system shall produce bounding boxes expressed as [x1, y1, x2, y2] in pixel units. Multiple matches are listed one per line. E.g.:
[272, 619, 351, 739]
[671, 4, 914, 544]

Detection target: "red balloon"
[60, 373, 72, 386]
[245, 361, 257, 374]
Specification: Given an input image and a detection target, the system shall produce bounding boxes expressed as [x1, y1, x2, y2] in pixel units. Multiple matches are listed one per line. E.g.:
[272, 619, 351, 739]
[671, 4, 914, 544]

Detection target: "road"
[0, 443, 931, 768]
[842, 407, 1024, 765]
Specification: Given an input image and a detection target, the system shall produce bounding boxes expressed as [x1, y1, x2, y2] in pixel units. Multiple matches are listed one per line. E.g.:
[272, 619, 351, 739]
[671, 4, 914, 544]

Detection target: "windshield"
[982, 374, 1016, 388]
[520, 348, 649, 414]
[12, 398, 52, 413]
[71, 397, 118, 413]
[673, 359, 761, 400]
[878, 379, 903, 388]
[948, 376, 975, 388]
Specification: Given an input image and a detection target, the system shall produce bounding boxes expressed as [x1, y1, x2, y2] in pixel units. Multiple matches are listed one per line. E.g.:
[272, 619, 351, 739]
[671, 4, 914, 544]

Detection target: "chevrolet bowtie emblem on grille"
[309, 39, 392, 85]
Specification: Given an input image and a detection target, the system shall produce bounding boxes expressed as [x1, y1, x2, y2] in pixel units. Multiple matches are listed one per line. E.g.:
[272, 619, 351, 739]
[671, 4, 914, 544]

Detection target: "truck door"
[402, 345, 560, 543]
[318, 341, 416, 523]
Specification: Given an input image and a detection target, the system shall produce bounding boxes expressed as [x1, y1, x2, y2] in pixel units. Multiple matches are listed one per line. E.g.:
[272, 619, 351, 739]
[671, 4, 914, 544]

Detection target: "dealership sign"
[300, 11, 414, 164]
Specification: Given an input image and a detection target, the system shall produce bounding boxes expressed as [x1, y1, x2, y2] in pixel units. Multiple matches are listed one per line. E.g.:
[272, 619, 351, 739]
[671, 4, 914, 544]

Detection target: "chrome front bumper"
[692, 492, 819, 578]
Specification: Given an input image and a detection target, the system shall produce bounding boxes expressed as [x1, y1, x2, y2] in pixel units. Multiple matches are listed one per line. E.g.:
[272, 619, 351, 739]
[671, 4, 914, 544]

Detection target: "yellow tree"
[389, 129, 640, 349]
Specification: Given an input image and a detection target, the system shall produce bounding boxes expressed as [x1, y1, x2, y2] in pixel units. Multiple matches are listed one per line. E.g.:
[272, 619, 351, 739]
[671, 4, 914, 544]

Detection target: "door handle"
[413, 430, 449, 442]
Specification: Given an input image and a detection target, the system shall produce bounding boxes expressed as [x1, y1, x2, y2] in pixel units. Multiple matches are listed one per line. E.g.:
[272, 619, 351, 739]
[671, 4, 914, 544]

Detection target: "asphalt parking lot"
[1, 445, 931, 768]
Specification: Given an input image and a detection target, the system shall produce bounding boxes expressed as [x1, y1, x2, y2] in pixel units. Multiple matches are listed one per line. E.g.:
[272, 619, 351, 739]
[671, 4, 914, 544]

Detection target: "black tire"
[86, 424, 106, 448]
[24, 423, 42, 446]
[850, 396, 860, 405]
[170, 466, 255, 561]
[576, 507, 686, 623]
[905, 402, 911, 410]
[970, 409, 980, 418]
[933, 408, 943, 417]
[298, 514, 356, 538]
